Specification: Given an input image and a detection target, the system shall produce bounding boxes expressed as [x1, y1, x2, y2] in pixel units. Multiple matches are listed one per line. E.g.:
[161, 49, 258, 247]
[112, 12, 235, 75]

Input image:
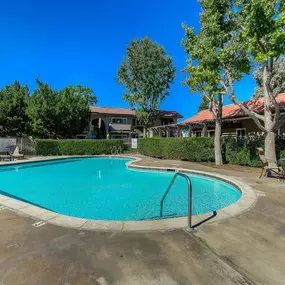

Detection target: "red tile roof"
[90, 106, 183, 118]
[181, 93, 285, 124]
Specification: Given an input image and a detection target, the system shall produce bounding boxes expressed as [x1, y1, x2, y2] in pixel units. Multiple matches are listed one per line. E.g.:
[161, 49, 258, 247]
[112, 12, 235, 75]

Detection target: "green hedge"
[222, 136, 263, 167]
[281, 150, 285, 167]
[35, 139, 124, 156]
[138, 137, 215, 162]
[138, 137, 285, 167]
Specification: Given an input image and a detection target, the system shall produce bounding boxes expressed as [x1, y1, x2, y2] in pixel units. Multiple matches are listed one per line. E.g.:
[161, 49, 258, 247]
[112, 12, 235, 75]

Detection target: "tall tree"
[182, 38, 225, 165]
[0, 81, 30, 136]
[56, 85, 97, 138]
[253, 57, 285, 98]
[26, 79, 96, 138]
[26, 79, 58, 137]
[185, 0, 285, 166]
[116, 37, 176, 137]
[182, 0, 250, 165]
[232, 0, 285, 165]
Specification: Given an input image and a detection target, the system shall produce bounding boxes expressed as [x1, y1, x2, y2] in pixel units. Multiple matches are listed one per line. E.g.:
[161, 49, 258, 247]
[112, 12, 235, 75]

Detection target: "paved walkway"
[1, 156, 285, 285]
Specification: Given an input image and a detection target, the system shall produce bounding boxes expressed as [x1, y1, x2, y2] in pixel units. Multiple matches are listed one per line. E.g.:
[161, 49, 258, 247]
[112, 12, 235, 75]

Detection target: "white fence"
[0, 137, 35, 155]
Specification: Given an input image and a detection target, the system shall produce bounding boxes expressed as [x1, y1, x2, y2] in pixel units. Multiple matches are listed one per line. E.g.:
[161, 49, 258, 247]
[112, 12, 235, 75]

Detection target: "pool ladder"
[160, 172, 193, 229]
[111, 146, 123, 155]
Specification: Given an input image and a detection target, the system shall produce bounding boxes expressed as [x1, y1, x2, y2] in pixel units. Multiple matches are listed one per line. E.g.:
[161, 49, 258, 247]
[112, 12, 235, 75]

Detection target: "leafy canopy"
[0, 81, 30, 136]
[182, 0, 250, 122]
[182, 0, 250, 98]
[116, 37, 175, 127]
[26, 79, 96, 138]
[235, 0, 285, 132]
[236, 0, 285, 63]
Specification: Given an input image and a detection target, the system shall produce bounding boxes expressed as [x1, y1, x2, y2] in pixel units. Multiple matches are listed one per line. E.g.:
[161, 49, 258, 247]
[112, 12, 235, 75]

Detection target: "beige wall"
[153, 118, 178, 126]
[90, 114, 135, 134]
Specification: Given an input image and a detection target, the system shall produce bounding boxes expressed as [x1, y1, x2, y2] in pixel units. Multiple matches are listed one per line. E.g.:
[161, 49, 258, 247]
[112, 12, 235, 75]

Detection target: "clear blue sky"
[0, 0, 256, 120]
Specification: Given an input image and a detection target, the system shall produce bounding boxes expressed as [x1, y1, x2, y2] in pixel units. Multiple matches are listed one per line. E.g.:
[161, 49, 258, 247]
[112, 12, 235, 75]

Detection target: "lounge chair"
[257, 147, 285, 181]
[8, 145, 24, 160]
[0, 151, 12, 161]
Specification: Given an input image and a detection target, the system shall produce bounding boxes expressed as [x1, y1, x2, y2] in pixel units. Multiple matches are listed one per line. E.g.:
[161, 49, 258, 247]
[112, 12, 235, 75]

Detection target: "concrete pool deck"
[0, 155, 285, 284]
[0, 155, 256, 231]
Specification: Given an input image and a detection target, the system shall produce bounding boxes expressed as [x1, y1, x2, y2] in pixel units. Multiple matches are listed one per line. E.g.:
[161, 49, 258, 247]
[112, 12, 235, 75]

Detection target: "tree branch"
[209, 108, 218, 121]
[221, 71, 266, 132]
[256, 37, 267, 55]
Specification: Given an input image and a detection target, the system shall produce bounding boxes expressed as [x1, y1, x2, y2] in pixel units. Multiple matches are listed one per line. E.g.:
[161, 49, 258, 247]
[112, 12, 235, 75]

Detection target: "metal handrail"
[111, 146, 123, 155]
[160, 172, 193, 228]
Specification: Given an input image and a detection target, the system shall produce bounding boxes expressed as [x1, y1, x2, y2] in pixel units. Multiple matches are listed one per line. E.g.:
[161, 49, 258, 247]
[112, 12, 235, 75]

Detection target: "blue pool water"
[0, 158, 241, 221]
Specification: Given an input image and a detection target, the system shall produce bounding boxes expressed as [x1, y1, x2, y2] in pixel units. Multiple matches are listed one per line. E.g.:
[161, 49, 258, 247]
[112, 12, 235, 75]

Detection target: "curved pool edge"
[0, 155, 257, 232]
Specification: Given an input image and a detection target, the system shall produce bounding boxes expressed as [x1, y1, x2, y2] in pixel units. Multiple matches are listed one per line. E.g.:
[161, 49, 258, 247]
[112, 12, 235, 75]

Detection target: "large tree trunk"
[265, 130, 277, 167]
[263, 65, 278, 166]
[214, 119, 223, 165]
[210, 93, 223, 165]
[143, 126, 147, 138]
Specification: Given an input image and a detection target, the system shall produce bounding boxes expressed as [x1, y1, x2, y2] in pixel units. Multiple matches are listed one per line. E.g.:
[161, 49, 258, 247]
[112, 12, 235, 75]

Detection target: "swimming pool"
[0, 157, 241, 221]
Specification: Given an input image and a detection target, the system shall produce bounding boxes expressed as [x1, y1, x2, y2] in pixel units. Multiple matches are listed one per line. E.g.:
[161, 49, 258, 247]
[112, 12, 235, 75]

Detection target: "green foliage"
[198, 97, 210, 112]
[182, 0, 251, 166]
[35, 139, 124, 156]
[138, 137, 285, 167]
[236, 0, 285, 63]
[253, 58, 285, 98]
[182, 0, 250, 95]
[222, 137, 265, 167]
[138, 137, 215, 162]
[56, 85, 96, 138]
[116, 37, 176, 134]
[26, 79, 97, 138]
[0, 81, 30, 136]
[280, 150, 285, 167]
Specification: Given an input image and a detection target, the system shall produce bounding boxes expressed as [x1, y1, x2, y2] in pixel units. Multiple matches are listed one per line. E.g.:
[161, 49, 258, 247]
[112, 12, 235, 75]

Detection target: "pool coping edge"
[0, 155, 257, 232]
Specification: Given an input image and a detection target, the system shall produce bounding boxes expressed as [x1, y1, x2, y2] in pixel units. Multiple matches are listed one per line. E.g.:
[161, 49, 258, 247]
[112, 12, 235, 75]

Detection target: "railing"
[111, 145, 123, 155]
[160, 172, 193, 228]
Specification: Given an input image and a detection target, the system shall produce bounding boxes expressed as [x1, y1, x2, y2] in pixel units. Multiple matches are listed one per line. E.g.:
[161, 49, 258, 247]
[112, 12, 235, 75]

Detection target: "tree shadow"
[192, 210, 217, 229]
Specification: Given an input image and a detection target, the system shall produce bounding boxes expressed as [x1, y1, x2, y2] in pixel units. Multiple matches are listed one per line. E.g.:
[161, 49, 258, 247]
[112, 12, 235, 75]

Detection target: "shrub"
[138, 136, 285, 167]
[138, 137, 215, 162]
[35, 139, 124, 156]
[181, 137, 215, 162]
[280, 150, 285, 167]
[222, 136, 264, 167]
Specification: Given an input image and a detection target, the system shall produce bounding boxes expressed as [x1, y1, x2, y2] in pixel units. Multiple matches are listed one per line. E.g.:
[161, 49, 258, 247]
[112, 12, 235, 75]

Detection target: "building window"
[111, 117, 127, 124]
[111, 134, 128, 139]
[236, 128, 246, 138]
[195, 131, 202, 137]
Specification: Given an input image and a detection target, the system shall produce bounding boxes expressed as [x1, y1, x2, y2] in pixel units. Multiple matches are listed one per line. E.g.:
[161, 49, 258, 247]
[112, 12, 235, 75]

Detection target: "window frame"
[236, 128, 246, 138]
[111, 117, 128, 124]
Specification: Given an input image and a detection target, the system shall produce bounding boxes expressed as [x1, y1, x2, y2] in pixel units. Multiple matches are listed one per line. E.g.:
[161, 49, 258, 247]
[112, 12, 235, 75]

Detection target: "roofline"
[181, 93, 285, 124]
[90, 106, 183, 118]
[150, 111, 285, 129]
